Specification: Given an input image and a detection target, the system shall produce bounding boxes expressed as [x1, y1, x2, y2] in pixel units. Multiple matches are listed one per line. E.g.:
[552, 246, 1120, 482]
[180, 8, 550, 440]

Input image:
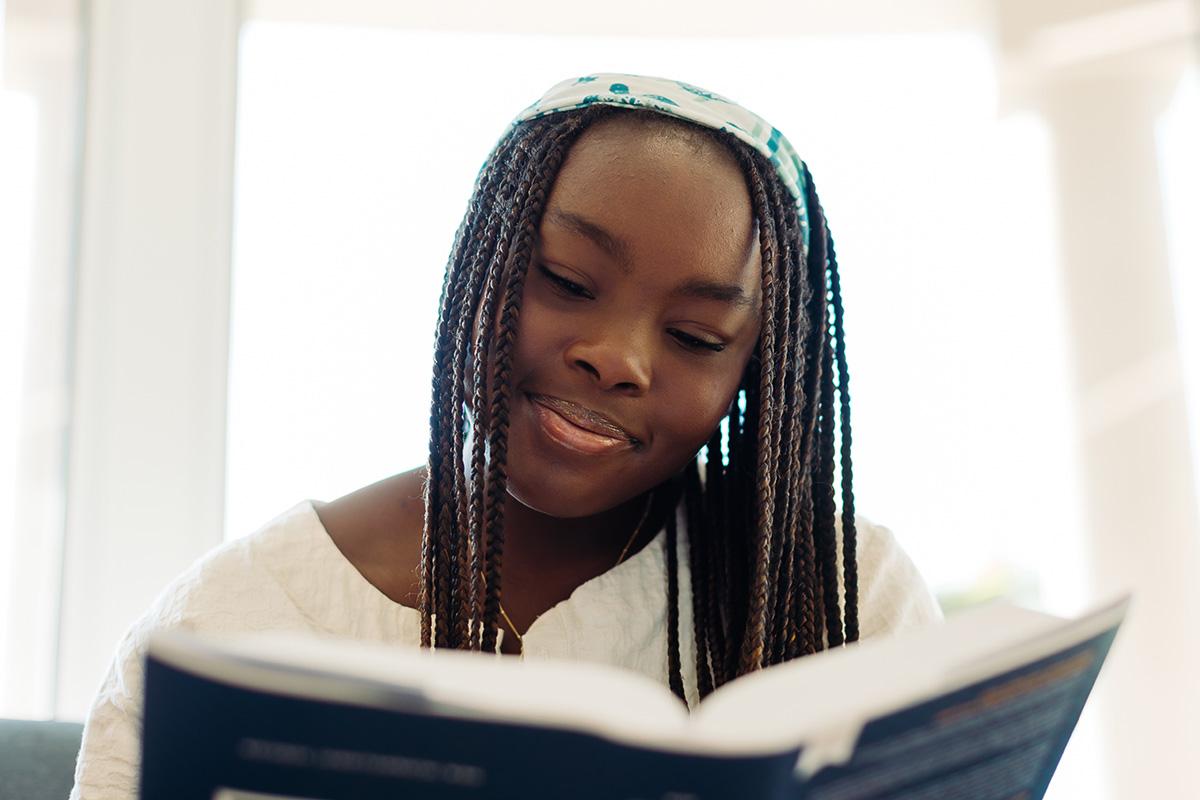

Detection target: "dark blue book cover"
[792, 626, 1118, 800]
[139, 657, 798, 799]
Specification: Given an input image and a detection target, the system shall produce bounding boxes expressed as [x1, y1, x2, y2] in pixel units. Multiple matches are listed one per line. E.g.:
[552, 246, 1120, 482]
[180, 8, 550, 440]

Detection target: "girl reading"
[70, 73, 941, 799]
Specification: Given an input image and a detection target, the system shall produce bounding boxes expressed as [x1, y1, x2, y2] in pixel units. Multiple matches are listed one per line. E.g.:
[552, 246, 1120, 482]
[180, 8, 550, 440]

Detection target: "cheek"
[508, 296, 567, 379]
[658, 372, 739, 453]
[645, 350, 751, 476]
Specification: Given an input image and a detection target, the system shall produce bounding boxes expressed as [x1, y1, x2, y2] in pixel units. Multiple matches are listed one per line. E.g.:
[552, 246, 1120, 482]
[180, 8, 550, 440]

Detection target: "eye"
[537, 264, 592, 299]
[669, 328, 726, 353]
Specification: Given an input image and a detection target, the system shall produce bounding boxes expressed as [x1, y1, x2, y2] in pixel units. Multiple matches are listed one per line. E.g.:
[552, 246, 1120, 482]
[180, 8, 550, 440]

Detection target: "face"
[500, 117, 763, 518]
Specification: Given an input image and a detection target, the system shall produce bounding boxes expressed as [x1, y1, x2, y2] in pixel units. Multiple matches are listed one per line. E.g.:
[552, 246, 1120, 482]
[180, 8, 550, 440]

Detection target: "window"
[0, 3, 83, 720]
[1158, 67, 1200, 511]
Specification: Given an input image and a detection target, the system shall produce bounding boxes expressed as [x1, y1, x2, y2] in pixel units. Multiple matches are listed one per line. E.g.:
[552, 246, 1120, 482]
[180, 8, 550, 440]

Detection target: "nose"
[563, 328, 652, 394]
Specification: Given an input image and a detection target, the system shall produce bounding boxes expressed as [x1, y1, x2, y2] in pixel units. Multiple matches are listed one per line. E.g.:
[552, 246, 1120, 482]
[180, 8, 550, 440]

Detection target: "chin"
[503, 469, 612, 519]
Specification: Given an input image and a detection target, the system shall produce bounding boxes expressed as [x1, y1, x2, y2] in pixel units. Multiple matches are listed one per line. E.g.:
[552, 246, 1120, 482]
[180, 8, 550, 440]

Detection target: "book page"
[795, 620, 1120, 799]
[152, 630, 692, 751]
[685, 603, 1066, 755]
[685, 595, 1127, 770]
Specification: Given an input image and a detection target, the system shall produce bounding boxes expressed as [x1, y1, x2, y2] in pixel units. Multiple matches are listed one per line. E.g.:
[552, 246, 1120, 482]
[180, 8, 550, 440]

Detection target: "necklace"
[498, 490, 655, 652]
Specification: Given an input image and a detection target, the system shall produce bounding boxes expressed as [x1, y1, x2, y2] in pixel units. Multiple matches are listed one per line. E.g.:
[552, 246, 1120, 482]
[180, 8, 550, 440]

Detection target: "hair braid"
[791, 192, 832, 656]
[704, 423, 730, 687]
[462, 126, 547, 646]
[808, 170, 860, 644]
[665, 501, 687, 701]
[478, 115, 600, 652]
[451, 131, 534, 647]
[809, 185, 844, 648]
[423, 152, 505, 648]
[733, 152, 778, 674]
[471, 126, 565, 651]
[755, 157, 803, 665]
[685, 456, 715, 697]
[420, 111, 602, 650]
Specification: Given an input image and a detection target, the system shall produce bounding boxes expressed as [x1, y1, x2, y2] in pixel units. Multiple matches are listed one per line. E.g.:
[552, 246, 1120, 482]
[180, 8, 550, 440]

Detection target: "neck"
[486, 475, 680, 640]
[501, 490, 655, 582]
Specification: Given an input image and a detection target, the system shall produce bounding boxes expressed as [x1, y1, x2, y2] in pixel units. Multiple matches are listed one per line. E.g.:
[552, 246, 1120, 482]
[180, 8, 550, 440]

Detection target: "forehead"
[541, 118, 761, 294]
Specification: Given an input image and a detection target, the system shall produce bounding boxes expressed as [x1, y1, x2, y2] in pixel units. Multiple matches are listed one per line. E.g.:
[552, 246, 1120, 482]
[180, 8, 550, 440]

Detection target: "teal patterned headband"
[515, 73, 811, 254]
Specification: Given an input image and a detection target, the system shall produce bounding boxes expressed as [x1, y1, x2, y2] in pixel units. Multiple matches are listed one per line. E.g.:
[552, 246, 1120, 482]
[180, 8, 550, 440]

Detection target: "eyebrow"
[545, 207, 756, 309]
[672, 278, 757, 309]
[545, 208, 634, 273]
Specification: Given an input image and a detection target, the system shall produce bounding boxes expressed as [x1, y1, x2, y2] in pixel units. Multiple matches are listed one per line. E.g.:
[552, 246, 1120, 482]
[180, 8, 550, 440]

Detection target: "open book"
[139, 595, 1128, 800]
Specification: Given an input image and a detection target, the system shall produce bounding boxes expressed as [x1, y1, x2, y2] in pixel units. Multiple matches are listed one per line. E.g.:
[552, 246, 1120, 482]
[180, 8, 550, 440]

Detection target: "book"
[139, 595, 1128, 800]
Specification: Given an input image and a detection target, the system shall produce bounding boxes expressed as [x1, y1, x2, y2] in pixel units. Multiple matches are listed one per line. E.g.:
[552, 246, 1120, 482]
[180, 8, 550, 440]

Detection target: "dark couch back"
[0, 719, 84, 800]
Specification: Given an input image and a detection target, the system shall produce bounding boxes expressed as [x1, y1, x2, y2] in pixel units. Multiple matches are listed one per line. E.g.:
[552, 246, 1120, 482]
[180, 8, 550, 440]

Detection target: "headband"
[514, 73, 811, 253]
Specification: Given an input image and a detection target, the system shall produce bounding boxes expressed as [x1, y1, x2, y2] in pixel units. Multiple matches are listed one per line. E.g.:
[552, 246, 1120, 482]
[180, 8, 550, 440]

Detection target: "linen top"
[69, 500, 942, 799]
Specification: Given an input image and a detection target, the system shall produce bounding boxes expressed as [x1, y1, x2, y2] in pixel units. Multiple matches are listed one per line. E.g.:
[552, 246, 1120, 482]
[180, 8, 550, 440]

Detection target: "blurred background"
[1, 0, 1197, 796]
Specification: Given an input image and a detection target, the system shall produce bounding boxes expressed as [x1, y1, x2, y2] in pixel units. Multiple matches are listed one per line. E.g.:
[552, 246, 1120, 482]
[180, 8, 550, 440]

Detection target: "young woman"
[70, 74, 941, 798]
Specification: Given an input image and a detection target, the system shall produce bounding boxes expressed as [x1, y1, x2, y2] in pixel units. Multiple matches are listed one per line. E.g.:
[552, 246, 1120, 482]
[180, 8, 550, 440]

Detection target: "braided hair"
[419, 105, 858, 701]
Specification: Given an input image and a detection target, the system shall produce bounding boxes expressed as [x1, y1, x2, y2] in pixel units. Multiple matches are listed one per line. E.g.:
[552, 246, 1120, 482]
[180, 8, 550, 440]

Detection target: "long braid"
[426, 123, 534, 647]
[811, 170, 860, 644]
[810, 177, 844, 648]
[685, 456, 715, 697]
[792, 189, 832, 656]
[716, 391, 741, 685]
[422, 132, 518, 648]
[460, 123, 548, 647]
[728, 357, 758, 679]
[680, 135, 855, 688]
[736, 151, 778, 675]
[480, 114, 602, 652]
[782, 169, 820, 657]
[421, 246, 457, 647]
[705, 422, 730, 687]
[472, 124, 566, 651]
[758, 155, 802, 665]
[665, 500, 686, 701]
[420, 111, 598, 649]
[451, 130, 531, 648]
[459, 131, 542, 647]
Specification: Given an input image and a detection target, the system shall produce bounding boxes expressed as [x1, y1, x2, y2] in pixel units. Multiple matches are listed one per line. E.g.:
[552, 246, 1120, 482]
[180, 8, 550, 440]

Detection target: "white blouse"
[69, 500, 942, 799]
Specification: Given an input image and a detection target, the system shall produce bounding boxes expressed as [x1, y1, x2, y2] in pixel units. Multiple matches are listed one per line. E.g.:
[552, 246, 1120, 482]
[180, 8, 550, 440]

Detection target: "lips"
[526, 393, 641, 455]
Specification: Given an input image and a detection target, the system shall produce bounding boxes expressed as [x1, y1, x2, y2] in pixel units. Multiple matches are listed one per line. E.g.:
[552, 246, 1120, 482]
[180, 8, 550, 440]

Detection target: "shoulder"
[150, 501, 332, 633]
[72, 500, 331, 798]
[99, 498, 340, 713]
[317, 467, 427, 607]
[105, 499, 331, 691]
[121, 465, 427, 657]
[845, 516, 944, 639]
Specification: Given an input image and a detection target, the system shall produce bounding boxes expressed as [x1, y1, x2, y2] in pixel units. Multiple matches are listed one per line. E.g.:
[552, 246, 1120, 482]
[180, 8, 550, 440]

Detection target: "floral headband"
[514, 73, 811, 254]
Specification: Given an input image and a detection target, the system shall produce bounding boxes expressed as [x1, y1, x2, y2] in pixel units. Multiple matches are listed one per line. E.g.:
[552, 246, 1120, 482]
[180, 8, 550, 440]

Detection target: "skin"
[318, 116, 762, 655]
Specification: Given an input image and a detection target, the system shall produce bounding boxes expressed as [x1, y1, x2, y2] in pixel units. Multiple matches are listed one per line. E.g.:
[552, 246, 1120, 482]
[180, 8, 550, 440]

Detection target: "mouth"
[526, 393, 641, 455]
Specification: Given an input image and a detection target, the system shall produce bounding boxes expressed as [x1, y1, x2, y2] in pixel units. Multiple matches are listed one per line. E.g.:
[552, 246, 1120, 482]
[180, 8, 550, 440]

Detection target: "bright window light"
[1158, 67, 1200, 515]
[0, 89, 39, 714]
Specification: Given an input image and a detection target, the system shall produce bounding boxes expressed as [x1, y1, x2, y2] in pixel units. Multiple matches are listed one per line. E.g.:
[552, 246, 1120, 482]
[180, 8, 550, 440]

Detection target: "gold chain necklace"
[498, 490, 655, 652]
